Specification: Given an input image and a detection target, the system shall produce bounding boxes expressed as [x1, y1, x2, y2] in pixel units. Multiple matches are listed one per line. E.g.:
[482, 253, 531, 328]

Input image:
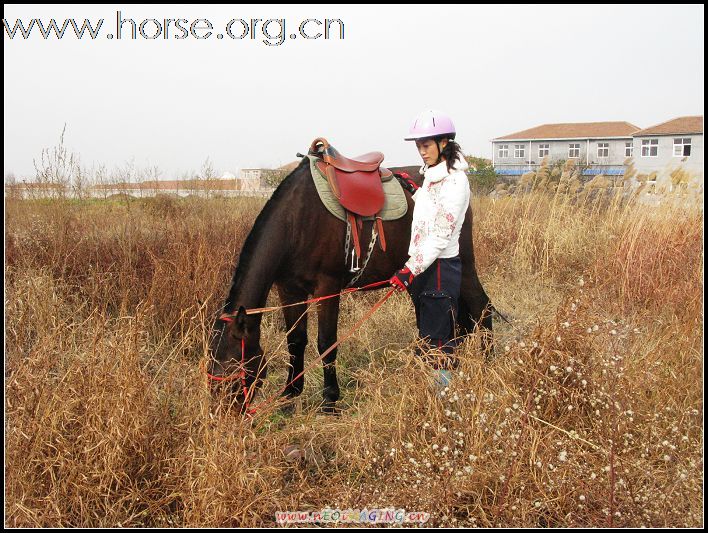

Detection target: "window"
[538, 144, 550, 158]
[597, 142, 609, 158]
[641, 139, 658, 157]
[498, 144, 509, 158]
[514, 145, 525, 158]
[673, 138, 692, 157]
[568, 143, 580, 158]
[625, 142, 633, 157]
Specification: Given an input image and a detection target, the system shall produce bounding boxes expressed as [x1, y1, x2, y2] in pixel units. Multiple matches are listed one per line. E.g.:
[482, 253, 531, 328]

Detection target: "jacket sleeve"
[405, 175, 470, 276]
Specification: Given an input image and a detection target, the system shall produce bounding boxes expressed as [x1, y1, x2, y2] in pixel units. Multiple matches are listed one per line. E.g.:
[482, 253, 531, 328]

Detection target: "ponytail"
[437, 138, 465, 173]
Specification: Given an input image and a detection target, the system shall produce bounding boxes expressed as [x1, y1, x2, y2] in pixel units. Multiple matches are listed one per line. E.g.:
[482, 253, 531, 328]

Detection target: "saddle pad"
[308, 155, 408, 222]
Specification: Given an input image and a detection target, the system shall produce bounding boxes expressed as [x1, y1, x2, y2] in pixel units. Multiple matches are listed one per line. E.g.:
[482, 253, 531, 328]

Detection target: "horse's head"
[208, 306, 266, 411]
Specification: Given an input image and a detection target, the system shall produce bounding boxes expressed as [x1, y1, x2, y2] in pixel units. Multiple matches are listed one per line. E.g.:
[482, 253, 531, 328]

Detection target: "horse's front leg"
[316, 284, 341, 414]
[277, 286, 309, 400]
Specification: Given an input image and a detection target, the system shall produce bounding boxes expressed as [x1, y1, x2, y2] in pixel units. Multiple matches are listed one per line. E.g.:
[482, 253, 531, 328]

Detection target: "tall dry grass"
[5, 190, 703, 527]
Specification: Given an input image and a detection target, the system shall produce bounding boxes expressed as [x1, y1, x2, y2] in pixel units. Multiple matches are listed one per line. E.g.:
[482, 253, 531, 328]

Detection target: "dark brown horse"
[208, 158, 493, 413]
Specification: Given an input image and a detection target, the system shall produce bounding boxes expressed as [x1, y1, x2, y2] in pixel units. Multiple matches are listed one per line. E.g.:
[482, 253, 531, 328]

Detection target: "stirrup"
[349, 248, 360, 272]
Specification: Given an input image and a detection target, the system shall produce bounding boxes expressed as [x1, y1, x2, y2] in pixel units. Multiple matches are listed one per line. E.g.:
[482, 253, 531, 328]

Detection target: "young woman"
[389, 110, 471, 388]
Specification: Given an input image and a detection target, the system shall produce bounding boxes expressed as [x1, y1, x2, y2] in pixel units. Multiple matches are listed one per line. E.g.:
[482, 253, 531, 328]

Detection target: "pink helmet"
[404, 109, 456, 141]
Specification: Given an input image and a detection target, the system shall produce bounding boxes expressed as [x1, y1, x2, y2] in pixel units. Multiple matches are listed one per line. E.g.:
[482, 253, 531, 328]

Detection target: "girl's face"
[415, 138, 448, 166]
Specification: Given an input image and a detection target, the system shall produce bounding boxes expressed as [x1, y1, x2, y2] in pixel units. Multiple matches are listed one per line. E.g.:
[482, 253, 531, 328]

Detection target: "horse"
[207, 157, 493, 414]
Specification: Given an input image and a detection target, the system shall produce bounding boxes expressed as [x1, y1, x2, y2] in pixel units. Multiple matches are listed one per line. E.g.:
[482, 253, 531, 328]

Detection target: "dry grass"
[5, 190, 703, 527]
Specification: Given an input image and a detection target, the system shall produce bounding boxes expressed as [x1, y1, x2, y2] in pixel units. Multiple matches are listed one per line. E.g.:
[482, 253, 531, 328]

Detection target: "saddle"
[308, 137, 393, 266]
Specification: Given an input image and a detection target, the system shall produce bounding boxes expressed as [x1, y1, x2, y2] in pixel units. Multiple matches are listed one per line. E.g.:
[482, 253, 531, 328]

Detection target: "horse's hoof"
[319, 402, 342, 416]
[484, 351, 497, 363]
[283, 444, 306, 462]
[279, 400, 297, 416]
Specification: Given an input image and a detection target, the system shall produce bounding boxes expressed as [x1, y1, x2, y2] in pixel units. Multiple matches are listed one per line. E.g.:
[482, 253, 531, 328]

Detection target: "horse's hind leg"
[457, 272, 494, 359]
[278, 287, 309, 400]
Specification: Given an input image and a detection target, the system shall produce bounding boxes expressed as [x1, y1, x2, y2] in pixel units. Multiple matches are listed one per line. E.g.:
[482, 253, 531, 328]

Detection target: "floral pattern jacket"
[404, 156, 471, 276]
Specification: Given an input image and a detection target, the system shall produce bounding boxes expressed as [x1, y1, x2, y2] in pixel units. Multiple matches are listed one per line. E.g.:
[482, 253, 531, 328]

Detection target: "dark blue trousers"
[408, 256, 462, 369]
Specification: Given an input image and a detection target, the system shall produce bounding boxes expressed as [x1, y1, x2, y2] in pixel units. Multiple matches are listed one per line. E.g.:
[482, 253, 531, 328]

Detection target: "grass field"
[5, 188, 703, 527]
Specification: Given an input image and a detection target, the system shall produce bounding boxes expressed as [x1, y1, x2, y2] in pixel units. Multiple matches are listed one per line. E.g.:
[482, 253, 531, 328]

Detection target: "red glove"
[389, 266, 415, 292]
[395, 172, 420, 195]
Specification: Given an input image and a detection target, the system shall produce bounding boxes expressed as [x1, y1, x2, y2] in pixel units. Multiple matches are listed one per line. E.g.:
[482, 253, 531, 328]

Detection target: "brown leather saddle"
[308, 137, 392, 265]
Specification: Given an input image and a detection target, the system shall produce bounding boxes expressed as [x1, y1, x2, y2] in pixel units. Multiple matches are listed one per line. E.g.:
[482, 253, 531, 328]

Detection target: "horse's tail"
[490, 304, 512, 326]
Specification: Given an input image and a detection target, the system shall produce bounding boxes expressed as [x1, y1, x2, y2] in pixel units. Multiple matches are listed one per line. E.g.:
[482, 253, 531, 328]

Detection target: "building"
[4, 180, 66, 199]
[87, 178, 265, 197]
[491, 116, 704, 184]
[491, 122, 640, 177]
[238, 169, 268, 191]
[256, 161, 301, 189]
[630, 116, 703, 181]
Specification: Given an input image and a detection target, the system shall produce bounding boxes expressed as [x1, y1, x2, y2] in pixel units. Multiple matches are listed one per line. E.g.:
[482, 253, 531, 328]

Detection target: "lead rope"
[206, 286, 395, 418]
[244, 287, 395, 418]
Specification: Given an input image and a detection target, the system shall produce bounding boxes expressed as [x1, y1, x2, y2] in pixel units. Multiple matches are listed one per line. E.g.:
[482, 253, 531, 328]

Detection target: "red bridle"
[206, 318, 256, 415]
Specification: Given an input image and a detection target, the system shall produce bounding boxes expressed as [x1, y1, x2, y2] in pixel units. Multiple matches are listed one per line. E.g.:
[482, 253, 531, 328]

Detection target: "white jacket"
[404, 156, 470, 276]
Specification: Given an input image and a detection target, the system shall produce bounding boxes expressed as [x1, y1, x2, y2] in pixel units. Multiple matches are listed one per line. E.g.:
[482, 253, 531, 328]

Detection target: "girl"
[389, 110, 471, 388]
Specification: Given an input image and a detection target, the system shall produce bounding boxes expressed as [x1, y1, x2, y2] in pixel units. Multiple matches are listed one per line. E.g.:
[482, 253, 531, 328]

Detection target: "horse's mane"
[223, 158, 310, 313]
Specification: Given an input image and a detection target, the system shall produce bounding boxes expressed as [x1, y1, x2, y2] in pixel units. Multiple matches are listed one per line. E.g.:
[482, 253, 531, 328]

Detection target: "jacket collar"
[421, 156, 469, 183]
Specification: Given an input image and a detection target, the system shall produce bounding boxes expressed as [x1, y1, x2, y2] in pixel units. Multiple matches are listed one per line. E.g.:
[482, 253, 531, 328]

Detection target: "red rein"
[206, 281, 394, 417]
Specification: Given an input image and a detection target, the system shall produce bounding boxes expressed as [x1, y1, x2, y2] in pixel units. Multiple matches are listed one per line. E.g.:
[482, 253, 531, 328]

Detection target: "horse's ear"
[235, 306, 248, 334]
[219, 306, 248, 336]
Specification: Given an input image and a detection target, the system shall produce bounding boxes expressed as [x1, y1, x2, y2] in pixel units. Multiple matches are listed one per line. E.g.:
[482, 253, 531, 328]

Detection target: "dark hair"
[436, 137, 465, 173]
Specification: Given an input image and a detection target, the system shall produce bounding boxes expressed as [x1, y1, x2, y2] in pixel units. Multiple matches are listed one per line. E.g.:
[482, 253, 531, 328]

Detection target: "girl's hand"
[389, 267, 415, 292]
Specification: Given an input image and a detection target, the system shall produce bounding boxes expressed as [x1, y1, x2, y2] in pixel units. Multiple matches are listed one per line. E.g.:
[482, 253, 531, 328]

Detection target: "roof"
[5, 181, 65, 189]
[494, 121, 640, 141]
[632, 116, 703, 136]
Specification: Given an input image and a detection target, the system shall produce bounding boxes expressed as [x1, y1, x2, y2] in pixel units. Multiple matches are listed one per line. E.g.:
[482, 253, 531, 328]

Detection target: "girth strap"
[376, 215, 387, 252]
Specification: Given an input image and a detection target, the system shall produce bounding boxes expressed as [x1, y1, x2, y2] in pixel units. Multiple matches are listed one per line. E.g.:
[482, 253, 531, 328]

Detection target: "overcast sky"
[4, 4, 705, 179]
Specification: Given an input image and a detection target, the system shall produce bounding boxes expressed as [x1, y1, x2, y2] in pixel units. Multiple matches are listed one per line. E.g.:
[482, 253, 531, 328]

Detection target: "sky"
[3, 4, 705, 180]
